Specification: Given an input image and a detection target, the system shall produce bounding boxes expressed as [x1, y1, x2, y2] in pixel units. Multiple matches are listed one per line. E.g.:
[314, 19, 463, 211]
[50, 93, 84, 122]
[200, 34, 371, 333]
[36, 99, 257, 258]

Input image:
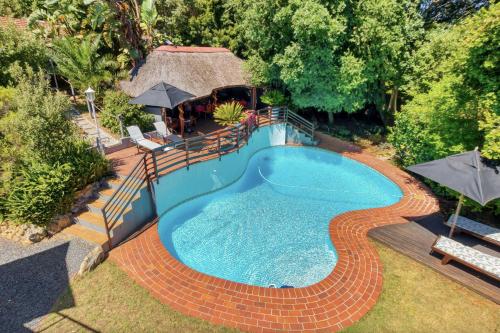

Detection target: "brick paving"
[109, 131, 440, 332]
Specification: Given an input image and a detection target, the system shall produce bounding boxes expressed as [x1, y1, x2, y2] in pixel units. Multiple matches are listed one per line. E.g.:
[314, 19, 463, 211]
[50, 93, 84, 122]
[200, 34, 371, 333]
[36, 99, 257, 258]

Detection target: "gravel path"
[0, 234, 96, 332]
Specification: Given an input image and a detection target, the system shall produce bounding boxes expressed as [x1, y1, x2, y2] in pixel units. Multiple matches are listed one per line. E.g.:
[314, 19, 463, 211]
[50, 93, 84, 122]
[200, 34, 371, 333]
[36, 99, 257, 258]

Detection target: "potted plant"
[213, 101, 246, 127]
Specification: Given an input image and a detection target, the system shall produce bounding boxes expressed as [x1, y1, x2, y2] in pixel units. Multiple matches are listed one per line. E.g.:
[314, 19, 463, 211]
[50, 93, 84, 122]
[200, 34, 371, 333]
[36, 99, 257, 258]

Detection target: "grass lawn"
[341, 242, 499, 333]
[37, 242, 499, 333]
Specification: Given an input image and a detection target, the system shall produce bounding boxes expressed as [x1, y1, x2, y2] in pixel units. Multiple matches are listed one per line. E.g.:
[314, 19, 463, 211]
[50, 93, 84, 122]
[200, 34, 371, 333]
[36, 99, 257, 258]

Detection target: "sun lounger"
[126, 125, 171, 152]
[431, 235, 500, 281]
[153, 121, 183, 144]
[446, 215, 500, 247]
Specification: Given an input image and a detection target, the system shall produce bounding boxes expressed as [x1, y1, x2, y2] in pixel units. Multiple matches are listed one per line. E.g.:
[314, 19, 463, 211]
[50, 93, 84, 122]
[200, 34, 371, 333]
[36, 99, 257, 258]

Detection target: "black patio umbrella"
[129, 81, 195, 109]
[407, 149, 500, 237]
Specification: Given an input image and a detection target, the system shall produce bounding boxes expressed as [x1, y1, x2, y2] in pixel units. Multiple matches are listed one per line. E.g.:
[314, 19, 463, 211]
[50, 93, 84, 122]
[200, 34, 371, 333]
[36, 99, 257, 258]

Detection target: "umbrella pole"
[448, 194, 464, 238]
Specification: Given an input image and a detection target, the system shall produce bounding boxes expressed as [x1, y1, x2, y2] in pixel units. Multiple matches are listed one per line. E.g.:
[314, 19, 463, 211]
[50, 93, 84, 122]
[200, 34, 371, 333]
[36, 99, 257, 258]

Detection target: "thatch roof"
[120, 46, 251, 98]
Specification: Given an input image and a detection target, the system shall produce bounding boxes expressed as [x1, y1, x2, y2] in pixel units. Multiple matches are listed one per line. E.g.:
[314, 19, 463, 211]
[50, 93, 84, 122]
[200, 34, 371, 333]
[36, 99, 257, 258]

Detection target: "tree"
[389, 3, 499, 212]
[140, 0, 160, 51]
[348, 0, 425, 125]
[240, 0, 425, 125]
[50, 35, 116, 93]
[155, 0, 248, 53]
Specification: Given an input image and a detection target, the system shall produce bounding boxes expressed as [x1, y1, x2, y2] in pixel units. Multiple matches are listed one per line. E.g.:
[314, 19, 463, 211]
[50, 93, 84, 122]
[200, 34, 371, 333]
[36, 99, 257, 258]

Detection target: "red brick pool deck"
[109, 133, 440, 332]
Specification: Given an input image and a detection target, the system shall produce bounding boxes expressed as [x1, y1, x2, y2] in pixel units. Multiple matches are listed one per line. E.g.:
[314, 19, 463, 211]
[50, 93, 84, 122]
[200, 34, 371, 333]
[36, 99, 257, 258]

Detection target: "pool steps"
[63, 176, 153, 251]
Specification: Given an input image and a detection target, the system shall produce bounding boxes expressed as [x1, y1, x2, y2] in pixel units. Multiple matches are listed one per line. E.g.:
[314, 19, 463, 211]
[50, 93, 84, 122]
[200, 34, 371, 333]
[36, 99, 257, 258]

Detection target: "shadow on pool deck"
[0, 243, 87, 332]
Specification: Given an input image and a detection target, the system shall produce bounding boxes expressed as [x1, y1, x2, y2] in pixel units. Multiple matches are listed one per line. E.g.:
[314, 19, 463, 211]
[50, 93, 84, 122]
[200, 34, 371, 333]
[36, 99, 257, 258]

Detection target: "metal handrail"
[99, 107, 314, 249]
[100, 155, 148, 249]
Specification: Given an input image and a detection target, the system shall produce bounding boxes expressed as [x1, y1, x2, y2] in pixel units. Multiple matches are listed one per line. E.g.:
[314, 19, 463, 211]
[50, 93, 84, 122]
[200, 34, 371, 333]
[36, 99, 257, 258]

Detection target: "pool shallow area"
[157, 146, 402, 288]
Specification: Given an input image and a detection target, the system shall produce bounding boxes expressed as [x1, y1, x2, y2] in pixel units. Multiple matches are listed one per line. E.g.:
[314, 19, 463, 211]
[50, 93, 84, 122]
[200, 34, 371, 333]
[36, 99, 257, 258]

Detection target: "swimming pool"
[157, 145, 402, 288]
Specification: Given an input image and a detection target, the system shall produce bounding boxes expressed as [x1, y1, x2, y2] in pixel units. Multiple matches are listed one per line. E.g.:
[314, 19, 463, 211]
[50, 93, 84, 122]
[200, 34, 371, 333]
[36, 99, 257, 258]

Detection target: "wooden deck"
[369, 213, 500, 304]
[105, 118, 226, 176]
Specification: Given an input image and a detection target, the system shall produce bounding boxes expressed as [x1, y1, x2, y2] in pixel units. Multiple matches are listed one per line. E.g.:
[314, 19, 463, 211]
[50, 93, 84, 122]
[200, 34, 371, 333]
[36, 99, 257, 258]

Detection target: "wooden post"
[449, 194, 464, 238]
[185, 139, 190, 169]
[236, 126, 240, 152]
[179, 104, 185, 138]
[268, 106, 272, 123]
[251, 86, 257, 110]
[152, 150, 159, 183]
[217, 133, 221, 160]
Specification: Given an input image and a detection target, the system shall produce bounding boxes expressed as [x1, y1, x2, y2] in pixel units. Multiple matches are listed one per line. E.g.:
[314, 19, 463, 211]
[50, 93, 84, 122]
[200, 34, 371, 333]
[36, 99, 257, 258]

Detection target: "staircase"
[63, 176, 153, 251]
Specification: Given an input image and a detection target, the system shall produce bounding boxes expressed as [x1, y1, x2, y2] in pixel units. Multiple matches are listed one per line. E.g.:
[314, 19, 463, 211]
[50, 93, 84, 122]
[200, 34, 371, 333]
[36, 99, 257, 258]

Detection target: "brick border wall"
[110, 133, 439, 332]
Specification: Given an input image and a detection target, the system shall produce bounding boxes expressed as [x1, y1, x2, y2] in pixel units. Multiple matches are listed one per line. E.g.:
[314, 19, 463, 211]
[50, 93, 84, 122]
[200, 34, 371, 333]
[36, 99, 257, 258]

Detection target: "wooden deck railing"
[100, 107, 314, 249]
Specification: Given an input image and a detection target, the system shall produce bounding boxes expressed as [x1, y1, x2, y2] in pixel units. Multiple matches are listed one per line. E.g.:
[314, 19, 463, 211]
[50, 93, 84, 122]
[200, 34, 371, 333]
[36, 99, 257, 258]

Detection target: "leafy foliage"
[241, 0, 424, 124]
[0, 68, 109, 225]
[5, 162, 74, 226]
[100, 90, 154, 135]
[0, 24, 49, 86]
[50, 35, 116, 93]
[0, 87, 15, 113]
[260, 90, 287, 106]
[0, 0, 36, 17]
[155, 0, 247, 53]
[389, 3, 499, 213]
[213, 101, 245, 126]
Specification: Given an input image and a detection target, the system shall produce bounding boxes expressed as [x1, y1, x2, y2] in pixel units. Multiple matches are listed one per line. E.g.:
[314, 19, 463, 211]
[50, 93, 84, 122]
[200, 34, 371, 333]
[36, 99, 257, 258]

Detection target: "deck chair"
[153, 121, 183, 144]
[431, 236, 500, 281]
[127, 125, 167, 152]
[445, 215, 500, 247]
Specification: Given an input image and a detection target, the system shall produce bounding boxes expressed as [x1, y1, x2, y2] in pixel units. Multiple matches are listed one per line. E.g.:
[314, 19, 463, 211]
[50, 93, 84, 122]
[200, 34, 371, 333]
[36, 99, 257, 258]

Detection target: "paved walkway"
[0, 234, 95, 332]
[71, 109, 120, 147]
[109, 132, 440, 333]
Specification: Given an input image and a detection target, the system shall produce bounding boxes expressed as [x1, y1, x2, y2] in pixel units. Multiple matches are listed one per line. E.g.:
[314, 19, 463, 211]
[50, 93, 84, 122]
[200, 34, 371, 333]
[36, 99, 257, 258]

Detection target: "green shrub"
[0, 24, 49, 86]
[5, 162, 75, 226]
[0, 68, 110, 226]
[101, 90, 154, 134]
[213, 101, 245, 126]
[0, 87, 15, 113]
[260, 90, 287, 106]
[64, 139, 110, 189]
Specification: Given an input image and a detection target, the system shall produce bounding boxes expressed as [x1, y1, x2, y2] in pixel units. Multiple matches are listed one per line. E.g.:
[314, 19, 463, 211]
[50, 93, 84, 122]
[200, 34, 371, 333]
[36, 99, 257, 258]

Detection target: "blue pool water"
[158, 146, 402, 288]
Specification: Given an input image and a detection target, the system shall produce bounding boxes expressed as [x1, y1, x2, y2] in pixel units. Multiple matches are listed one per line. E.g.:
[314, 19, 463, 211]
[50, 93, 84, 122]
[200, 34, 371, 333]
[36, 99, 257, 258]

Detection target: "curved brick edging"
[109, 133, 440, 332]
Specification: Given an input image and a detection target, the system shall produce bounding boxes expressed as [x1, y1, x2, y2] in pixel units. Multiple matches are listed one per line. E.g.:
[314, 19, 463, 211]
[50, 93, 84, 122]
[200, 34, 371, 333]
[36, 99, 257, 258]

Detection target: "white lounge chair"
[446, 215, 500, 247]
[431, 236, 500, 281]
[153, 121, 183, 143]
[126, 125, 168, 152]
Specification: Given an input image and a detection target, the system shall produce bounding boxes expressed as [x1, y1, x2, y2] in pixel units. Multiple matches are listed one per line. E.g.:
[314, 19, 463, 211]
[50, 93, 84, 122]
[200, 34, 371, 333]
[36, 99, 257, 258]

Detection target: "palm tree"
[50, 35, 116, 93]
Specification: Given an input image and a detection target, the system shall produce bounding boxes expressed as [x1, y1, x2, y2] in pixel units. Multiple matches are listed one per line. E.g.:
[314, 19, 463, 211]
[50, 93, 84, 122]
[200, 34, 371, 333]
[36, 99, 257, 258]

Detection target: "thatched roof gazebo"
[120, 46, 251, 99]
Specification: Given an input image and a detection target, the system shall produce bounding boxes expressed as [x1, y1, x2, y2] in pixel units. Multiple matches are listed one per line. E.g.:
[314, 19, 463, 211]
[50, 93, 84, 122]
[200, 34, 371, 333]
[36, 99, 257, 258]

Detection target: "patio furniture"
[126, 125, 170, 152]
[407, 149, 500, 238]
[431, 235, 500, 281]
[153, 121, 183, 144]
[445, 215, 500, 247]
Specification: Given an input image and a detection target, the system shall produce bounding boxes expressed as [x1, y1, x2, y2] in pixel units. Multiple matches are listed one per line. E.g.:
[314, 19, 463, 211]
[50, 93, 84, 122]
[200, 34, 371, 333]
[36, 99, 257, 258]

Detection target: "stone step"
[97, 187, 142, 202]
[86, 198, 106, 213]
[63, 224, 109, 251]
[104, 177, 124, 190]
[74, 211, 109, 233]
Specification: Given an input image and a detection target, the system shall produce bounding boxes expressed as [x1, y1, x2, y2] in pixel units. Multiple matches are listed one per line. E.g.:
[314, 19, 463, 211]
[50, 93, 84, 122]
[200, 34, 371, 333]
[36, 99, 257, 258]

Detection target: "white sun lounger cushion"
[434, 236, 500, 279]
[446, 215, 500, 244]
